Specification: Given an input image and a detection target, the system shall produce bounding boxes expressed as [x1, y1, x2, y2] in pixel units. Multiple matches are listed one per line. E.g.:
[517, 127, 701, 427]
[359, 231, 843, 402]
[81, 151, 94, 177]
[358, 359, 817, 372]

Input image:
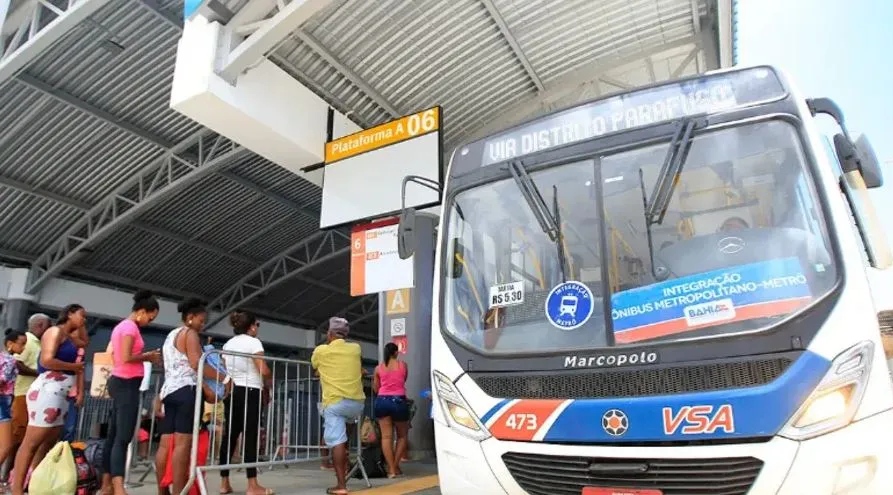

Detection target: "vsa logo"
[683, 298, 736, 326]
[662, 404, 735, 435]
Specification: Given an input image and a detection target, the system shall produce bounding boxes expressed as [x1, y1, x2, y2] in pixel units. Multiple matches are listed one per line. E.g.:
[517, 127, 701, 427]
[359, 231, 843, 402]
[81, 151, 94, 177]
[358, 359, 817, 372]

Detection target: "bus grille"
[469, 356, 792, 399]
[501, 452, 763, 495]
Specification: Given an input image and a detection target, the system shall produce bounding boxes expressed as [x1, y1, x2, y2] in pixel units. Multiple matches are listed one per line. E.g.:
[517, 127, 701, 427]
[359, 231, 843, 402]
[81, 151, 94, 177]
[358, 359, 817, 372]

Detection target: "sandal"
[326, 488, 348, 494]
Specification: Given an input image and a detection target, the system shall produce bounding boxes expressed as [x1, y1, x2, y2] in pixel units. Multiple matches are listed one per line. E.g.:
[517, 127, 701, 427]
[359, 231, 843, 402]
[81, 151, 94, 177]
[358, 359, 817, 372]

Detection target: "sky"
[736, 0, 893, 245]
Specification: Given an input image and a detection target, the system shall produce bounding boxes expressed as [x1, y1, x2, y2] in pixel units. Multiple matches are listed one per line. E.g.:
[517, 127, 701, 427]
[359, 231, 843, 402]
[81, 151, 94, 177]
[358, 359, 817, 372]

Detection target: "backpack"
[352, 445, 387, 479]
[71, 445, 100, 495]
[84, 439, 105, 477]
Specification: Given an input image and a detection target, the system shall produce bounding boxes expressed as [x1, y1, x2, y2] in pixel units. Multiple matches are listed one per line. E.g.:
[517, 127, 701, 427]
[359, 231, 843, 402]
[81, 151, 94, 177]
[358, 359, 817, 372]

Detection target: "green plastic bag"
[29, 441, 77, 495]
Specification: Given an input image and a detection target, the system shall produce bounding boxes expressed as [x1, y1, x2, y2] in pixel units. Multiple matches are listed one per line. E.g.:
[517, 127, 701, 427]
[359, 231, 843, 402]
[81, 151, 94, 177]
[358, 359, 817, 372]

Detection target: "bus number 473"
[505, 413, 538, 431]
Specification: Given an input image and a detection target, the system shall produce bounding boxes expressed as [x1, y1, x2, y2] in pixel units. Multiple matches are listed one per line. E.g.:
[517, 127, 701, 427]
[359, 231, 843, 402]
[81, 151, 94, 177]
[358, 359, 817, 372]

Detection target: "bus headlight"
[433, 371, 491, 441]
[781, 341, 874, 440]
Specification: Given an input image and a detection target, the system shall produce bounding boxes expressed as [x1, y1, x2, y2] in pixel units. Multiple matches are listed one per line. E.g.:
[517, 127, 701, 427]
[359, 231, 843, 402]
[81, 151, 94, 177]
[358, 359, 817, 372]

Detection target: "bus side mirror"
[397, 208, 417, 260]
[855, 135, 883, 188]
[807, 98, 846, 129]
[835, 134, 883, 189]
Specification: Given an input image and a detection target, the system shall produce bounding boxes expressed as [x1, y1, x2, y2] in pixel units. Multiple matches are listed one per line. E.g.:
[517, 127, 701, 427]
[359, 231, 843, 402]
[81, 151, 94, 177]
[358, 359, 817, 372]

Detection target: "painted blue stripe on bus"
[481, 398, 512, 424]
[540, 350, 829, 443]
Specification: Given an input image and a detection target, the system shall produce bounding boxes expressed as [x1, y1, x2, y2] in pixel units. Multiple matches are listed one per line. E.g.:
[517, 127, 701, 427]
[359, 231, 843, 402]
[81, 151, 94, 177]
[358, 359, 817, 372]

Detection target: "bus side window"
[824, 137, 872, 266]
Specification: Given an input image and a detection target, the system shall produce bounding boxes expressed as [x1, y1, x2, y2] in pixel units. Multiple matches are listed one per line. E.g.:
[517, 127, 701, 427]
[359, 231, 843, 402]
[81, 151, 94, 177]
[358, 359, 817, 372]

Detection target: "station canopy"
[0, 0, 732, 342]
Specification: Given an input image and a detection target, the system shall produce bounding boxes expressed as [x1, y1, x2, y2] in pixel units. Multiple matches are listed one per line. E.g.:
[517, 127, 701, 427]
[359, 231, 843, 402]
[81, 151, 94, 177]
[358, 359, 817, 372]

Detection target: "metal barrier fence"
[181, 349, 374, 495]
[75, 350, 373, 492]
[77, 371, 165, 487]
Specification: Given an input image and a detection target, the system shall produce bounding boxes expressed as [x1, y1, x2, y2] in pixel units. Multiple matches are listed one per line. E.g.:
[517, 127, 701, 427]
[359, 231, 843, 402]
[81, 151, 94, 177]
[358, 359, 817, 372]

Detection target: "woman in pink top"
[100, 290, 160, 495]
[372, 342, 409, 478]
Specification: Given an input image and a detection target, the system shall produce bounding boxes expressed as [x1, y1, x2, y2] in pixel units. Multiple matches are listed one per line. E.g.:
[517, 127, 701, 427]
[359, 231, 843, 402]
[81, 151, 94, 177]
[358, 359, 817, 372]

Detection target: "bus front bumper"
[434, 409, 893, 495]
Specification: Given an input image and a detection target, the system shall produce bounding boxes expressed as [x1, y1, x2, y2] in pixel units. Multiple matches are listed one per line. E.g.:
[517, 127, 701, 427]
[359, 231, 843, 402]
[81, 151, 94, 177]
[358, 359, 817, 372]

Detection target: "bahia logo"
[683, 298, 736, 326]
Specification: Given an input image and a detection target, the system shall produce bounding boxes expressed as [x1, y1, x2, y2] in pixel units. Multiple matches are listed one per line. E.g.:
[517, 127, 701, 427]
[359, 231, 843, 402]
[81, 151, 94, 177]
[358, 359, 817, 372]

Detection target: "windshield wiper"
[641, 117, 699, 280]
[508, 161, 567, 282]
[644, 118, 699, 226]
[552, 185, 569, 283]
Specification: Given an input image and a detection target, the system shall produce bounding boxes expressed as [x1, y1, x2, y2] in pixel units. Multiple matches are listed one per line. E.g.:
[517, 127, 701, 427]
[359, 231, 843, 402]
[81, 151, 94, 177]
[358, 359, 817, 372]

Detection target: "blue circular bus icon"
[545, 281, 594, 331]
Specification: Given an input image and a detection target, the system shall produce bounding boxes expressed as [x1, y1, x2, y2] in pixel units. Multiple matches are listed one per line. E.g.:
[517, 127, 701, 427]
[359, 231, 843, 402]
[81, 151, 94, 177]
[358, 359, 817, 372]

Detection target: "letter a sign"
[386, 289, 411, 315]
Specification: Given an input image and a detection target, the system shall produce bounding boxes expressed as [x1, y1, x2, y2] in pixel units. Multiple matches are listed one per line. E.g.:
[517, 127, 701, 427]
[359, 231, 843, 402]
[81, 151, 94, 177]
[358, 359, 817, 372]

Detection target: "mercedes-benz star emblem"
[602, 409, 629, 437]
[717, 236, 745, 254]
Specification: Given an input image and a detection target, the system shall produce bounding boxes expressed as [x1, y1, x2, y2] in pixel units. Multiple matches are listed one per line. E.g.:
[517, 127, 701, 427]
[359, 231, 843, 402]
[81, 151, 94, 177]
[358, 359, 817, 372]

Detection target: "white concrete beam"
[171, 16, 360, 186]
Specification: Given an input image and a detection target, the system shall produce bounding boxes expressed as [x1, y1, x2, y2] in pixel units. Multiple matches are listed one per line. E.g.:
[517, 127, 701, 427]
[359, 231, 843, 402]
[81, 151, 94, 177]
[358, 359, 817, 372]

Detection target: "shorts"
[0, 395, 13, 423]
[27, 371, 76, 427]
[320, 399, 364, 447]
[159, 386, 198, 435]
[374, 396, 410, 422]
[12, 395, 28, 442]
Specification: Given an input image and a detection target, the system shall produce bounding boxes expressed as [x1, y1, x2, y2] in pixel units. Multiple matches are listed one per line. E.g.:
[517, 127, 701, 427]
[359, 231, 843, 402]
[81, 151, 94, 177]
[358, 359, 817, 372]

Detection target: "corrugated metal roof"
[0, 0, 716, 342]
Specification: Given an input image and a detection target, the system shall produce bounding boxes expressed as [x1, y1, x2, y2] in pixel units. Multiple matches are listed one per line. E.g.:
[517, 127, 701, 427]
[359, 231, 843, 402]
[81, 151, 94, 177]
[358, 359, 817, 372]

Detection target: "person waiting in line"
[62, 322, 89, 443]
[218, 310, 273, 495]
[10, 304, 86, 495]
[8, 313, 50, 481]
[0, 330, 26, 483]
[311, 317, 365, 495]
[100, 290, 160, 495]
[155, 299, 226, 495]
[373, 342, 410, 479]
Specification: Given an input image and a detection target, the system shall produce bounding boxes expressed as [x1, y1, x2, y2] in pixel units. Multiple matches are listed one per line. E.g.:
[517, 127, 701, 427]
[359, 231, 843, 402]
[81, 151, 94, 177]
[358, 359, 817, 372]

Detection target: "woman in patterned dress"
[10, 304, 86, 495]
[0, 330, 26, 484]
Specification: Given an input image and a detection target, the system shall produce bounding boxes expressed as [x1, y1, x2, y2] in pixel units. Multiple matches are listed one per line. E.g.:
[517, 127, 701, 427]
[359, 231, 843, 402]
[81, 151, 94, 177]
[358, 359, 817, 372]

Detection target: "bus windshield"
[442, 119, 837, 354]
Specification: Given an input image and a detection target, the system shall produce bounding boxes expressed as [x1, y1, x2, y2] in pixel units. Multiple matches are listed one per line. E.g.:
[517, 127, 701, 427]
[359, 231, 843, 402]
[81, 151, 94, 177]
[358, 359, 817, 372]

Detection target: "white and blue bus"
[399, 65, 892, 494]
